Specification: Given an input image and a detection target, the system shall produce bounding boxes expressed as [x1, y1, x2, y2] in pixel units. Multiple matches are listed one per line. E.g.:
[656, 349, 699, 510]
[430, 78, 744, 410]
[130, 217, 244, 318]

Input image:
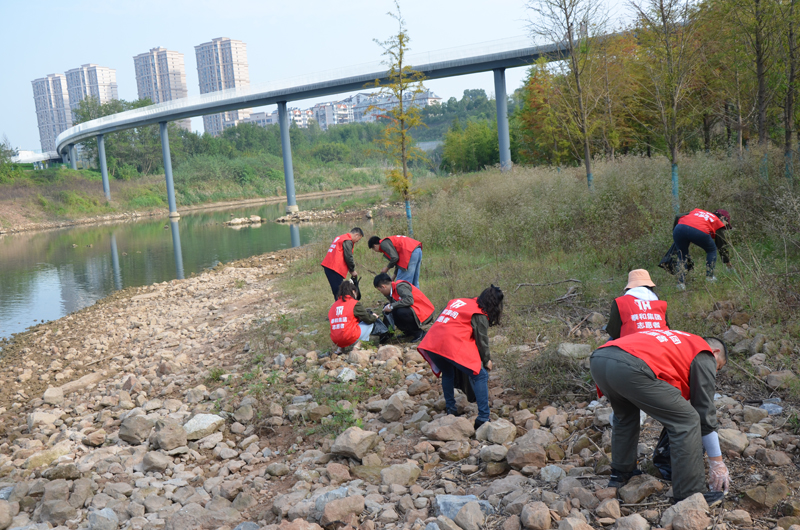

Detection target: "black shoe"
[474, 418, 487, 430]
[446, 409, 462, 417]
[703, 491, 724, 508]
[608, 468, 643, 488]
[411, 330, 426, 343]
[671, 491, 724, 507]
[378, 333, 391, 345]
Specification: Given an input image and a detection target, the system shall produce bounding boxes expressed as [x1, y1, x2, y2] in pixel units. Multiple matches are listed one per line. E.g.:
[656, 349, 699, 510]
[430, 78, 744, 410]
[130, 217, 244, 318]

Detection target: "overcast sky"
[0, 0, 625, 151]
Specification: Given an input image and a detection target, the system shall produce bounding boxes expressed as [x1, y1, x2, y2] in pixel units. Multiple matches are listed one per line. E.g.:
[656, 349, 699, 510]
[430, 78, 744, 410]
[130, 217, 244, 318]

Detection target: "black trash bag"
[372, 318, 389, 335]
[659, 243, 694, 276]
[652, 427, 672, 481]
[453, 370, 477, 403]
[352, 276, 362, 300]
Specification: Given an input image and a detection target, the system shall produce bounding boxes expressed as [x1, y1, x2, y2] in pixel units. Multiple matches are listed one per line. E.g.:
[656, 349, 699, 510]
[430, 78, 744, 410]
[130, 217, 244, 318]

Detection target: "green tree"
[442, 119, 499, 172]
[370, 0, 427, 235]
[0, 134, 21, 183]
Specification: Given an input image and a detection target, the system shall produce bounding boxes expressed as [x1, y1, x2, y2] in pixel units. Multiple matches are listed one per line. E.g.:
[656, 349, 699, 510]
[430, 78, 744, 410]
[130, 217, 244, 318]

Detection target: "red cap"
[714, 209, 731, 228]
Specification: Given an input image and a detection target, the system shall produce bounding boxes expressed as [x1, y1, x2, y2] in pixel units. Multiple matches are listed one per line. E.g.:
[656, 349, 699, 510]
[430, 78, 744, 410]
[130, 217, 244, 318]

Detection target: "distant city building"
[352, 89, 441, 123]
[133, 47, 190, 130]
[242, 107, 313, 129]
[64, 64, 118, 117]
[313, 102, 353, 131]
[31, 74, 73, 152]
[195, 37, 251, 136]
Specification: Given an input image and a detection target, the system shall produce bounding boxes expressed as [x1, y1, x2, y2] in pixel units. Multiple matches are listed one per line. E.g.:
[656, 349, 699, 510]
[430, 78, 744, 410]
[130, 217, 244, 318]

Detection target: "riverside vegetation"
[0, 153, 798, 530]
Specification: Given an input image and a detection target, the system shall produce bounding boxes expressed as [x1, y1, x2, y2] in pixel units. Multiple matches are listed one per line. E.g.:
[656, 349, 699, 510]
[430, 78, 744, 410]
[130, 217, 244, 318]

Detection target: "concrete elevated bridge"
[55, 36, 569, 217]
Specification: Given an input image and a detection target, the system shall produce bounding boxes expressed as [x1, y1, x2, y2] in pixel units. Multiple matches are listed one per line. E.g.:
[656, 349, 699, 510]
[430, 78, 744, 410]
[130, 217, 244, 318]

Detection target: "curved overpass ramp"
[55, 36, 567, 215]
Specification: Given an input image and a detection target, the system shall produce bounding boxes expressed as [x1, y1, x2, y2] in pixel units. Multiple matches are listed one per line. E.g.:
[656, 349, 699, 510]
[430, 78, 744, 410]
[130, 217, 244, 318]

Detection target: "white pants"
[358, 322, 374, 341]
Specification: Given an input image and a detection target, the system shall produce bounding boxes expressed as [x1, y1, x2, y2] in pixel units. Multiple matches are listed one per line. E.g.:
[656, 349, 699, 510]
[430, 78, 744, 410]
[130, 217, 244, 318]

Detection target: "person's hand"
[708, 459, 730, 493]
[383, 304, 393, 313]
[351, 271, 358, 278]
[485, 360, 493, 371]
[381, 267, 389, 274]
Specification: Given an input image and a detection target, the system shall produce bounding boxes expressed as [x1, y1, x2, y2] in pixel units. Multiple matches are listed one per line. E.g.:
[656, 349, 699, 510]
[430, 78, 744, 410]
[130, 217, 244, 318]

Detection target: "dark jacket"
[352, 300, 378, 325]
[379, 239, 400, 270]
[342, 240, 356, 273]
[383, 282, 434, 326]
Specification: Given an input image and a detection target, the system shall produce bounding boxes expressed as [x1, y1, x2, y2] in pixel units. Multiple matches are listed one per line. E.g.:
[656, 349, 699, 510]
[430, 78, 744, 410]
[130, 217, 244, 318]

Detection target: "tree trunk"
[703, 114, 712, 153]
[567, 20, 592, 190]
[785, 0, 796, 182]
[755, 0, 768, 145]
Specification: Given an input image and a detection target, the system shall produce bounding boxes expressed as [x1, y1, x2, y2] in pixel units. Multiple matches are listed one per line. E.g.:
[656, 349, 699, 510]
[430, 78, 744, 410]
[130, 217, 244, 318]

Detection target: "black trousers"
[388, 307, 422, 335]
[323, 266, 345, 301]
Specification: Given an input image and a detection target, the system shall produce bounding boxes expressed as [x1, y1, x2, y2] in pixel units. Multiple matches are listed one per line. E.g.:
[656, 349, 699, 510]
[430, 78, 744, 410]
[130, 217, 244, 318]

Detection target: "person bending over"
[368, 235, 423, 287]
[321, 227, 363, 300]
[606, 269, 670, 339]
[418, 285, 503, 430]
[673, 209, 732, 290]
[373, 273, 433, 342]
[590, 331, 730, 505]
[329, 280, 384, 355]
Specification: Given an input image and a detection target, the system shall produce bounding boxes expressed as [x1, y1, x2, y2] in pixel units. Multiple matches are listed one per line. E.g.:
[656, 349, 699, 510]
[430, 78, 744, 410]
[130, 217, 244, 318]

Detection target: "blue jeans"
[323, 266, 345, 300]
[424, 350, 490, 422]
[395, 247, 422, 287]
[673, 224, 716, 283]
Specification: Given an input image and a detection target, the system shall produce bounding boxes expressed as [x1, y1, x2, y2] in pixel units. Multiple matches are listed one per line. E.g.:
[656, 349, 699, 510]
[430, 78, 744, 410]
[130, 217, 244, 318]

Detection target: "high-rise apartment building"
[31, 74, 73, 152]
[195, 37, 251, 136]
[133, 47, 190, 130]
[64, 64, 118, 116]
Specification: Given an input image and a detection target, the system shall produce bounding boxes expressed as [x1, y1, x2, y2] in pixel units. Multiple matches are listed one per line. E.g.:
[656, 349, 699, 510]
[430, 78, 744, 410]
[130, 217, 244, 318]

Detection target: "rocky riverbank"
[0, 249, 798, 530]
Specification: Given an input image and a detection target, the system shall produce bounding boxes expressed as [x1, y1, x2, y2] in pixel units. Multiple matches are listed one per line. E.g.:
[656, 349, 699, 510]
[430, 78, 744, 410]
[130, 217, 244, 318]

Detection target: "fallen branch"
[514, 279, 582, 293]
[728, 359, 775, 392]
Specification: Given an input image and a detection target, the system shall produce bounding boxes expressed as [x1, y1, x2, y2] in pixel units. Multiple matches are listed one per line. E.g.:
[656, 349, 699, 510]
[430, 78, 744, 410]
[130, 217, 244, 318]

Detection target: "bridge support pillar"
[68, 143, 77, 170]
[159, 121, 180, 219]
[169, 220, 185, 280]
[110, 233, 122, 290]
[278, 101, 299, 214]
[98, 134, 111, 201]
[493, 68, 512, 172]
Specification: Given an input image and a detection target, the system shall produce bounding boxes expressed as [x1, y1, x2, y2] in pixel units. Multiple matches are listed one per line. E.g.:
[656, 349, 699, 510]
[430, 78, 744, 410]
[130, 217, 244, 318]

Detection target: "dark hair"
[337, 280, 358, 301]
[703, 337, 728, 365]
[373, 273, 392, 287]
[477, 285, 504, 326]
[350, 227, 364, 237]
[367, 236, 382, 248]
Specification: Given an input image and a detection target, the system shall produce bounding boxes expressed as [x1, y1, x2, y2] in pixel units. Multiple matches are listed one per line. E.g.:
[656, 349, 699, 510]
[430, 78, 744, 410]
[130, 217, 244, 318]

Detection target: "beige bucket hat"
[625, 269, 656, 290]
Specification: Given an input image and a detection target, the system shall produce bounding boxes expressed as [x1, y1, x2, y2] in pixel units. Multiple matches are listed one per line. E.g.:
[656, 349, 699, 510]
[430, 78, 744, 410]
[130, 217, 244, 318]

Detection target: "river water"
[0, 196, 351, 340]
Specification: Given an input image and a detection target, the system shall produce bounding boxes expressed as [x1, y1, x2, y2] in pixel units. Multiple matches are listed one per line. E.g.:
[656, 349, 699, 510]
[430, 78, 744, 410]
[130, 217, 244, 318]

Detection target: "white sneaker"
[677, 283, 686, 291]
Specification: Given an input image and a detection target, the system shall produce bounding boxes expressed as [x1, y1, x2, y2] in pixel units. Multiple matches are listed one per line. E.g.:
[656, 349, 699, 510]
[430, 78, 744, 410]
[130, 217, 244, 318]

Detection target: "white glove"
[708, 459, 730, 493]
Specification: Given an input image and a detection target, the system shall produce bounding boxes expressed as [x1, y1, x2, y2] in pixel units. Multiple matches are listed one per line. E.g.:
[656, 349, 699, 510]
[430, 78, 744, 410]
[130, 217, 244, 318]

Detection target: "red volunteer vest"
[616, 295, 669, 337]
[321, 233, 353, 277]
[328, 295, 361, 348]
[598, 330, 712, 399]
[677, 209, 726, 237]
[391, 280, 434, 323]
[418, 297, 485, 376]
[382, 236, 422, 269]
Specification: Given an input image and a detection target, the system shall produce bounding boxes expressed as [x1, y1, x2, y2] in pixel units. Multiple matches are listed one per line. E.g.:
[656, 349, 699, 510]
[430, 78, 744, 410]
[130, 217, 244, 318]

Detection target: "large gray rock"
[480, 445, 508, 463]
[143, 451, 172, 473]
[381, 460, 421, 486]
[766, 370, 796, 389]
[331, 427, 378, 460]
[520, 502, 550, 530]
[455, 501, 485, 530]
[164, 502, 241, 530]
[42, 463, 80, 480]
[660, 493, 708, 529]
[40, 500, 78, 525]
[506, 441, 547, 470]
[718, 428, 749, 454]
[618, 475, 664, 504]
[476, 418, 516, 444]
[119, 415, 155, 445]
[43, 387, 64, 406]
[422, 416, 475, 441]
[381, 394, 405, 422]
[183, 414, 225, 441]
[320, 495, 365, 526]
[743, 405, 768, 424]
[432, 495, 494, 520]
[517, 428, 556, 447]
[0, 500, 10, 530]
[484, 475, 527, 497]
[153, 419, 188, 451]
[615, 514, 650, 530]
[540, 465, 566, 483]
[88, 507, 120, 530]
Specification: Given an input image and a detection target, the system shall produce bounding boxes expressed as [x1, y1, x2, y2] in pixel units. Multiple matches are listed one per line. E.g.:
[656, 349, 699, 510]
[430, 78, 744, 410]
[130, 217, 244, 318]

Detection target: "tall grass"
[279, 151, 800, 400]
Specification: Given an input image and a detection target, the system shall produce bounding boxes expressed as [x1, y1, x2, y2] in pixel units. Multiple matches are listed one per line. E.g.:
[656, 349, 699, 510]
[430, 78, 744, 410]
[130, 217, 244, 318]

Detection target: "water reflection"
[110, 233, 122, 291]
[0, 195, 356, 339]
[169, 221, 185, 280]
